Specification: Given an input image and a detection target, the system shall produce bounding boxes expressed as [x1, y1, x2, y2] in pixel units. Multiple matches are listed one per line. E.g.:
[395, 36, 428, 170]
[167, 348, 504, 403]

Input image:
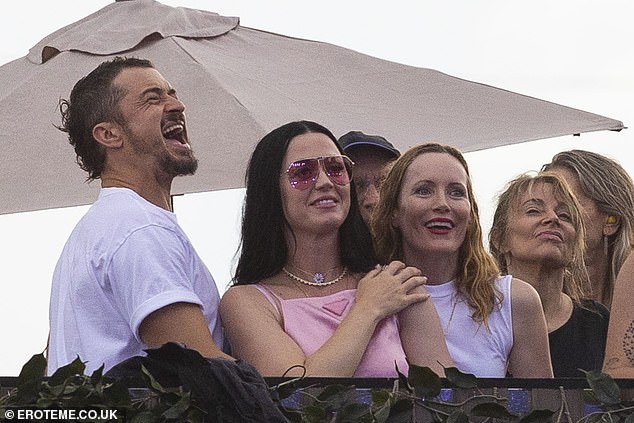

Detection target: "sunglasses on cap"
[285, 155, 354, 190]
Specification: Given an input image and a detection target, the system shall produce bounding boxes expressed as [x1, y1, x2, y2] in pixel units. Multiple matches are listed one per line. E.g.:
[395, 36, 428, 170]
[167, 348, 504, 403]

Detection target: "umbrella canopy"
[0, 0, 624, 215]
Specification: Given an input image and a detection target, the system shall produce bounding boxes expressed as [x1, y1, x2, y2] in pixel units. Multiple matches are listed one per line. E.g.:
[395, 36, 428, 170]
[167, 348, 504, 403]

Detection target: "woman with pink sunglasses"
[219, 120, 452, 377]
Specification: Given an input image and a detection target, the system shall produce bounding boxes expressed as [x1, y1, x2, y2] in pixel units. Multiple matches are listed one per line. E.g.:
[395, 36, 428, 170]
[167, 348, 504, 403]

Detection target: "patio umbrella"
[0, 0, 624, 215]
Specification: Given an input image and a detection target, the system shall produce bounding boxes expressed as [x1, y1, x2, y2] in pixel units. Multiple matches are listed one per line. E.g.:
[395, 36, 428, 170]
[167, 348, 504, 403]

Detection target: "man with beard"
[47, 57, 232, 374]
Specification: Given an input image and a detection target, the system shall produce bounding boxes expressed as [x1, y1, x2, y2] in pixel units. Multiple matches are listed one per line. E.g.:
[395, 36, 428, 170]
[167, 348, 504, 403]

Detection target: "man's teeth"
[315, 199, 335, 205]
[162, 123, 184, 137]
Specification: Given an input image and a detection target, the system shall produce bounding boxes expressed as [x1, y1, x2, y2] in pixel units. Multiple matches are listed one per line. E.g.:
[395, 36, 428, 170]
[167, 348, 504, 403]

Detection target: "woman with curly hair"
[372, 143, 552, 378]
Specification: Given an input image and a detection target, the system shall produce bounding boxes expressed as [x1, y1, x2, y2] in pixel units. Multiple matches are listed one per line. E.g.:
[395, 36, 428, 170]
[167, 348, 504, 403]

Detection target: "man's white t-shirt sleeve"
[106, 224, 205, 342]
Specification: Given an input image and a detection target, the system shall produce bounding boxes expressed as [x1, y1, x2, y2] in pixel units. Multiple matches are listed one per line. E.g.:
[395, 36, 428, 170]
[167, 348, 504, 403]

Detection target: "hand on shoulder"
[355, 261, 429, 320]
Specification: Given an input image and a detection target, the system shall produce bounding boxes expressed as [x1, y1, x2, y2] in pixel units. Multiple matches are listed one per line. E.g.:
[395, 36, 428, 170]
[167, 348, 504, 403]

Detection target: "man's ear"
[92, 122, 123, 148]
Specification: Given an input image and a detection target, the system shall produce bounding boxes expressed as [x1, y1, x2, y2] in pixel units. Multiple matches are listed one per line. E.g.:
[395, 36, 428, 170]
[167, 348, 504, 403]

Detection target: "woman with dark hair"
[220, 121, 452, 377]
[489, 172, 608, 377]
[372, 143, 553, 378]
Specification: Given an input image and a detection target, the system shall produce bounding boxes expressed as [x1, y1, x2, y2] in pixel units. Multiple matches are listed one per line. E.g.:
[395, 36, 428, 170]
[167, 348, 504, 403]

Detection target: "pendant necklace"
[282, 266, 347, 286]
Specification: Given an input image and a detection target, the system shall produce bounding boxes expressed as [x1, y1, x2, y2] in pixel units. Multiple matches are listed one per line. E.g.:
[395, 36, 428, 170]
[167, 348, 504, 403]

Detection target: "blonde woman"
[490, 172, 609, 377]
[542, 150, 634, 309]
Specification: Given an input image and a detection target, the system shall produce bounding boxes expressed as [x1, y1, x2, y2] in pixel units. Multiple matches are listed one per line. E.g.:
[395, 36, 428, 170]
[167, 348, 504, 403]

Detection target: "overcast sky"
[1, 0, 632, 376]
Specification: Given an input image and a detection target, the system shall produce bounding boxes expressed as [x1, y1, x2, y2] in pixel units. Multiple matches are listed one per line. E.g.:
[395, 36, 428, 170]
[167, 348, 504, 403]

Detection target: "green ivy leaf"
[44, 382, 66, 397]
[371, 389, 392, 407]
[161, 392, 191, 420]
[315, 384, 359, 413]
[129, 410, 158, 423]
[582, 370, 622, 406]
[140, 364, 168, 394]
[35, 397, 54, 408]
[17, 353, 47, 386]
[62, 383, 81, 396]
[446, 409, 469, 423]
[373, 401, 392, 423]
[338, 402, 373, 422]
[444, 367, 478, 389]
[623, 412, 634, 423]
[387, 398, 414, 421]
[303, 404, 327, 423]
[49, 356, 86, 386]
[583, 389, 601, 406]
[317, 384, 349, 401]
[14, 353, 47, 404]
[408, 364, 441, 398]
[103, 381, 132, 406]
[470, 402, 515, 419]
[90, 364, 105, 392]
[518, 408, 555, 423]
[186, 407, 206, 423]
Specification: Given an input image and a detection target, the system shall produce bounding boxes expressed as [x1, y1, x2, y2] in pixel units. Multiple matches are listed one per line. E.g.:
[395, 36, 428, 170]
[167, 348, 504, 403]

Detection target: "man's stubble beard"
[162, 149, 198, 176]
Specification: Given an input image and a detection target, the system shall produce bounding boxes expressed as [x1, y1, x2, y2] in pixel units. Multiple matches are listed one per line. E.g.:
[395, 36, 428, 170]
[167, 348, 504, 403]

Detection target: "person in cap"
[338, 131, 400, 225]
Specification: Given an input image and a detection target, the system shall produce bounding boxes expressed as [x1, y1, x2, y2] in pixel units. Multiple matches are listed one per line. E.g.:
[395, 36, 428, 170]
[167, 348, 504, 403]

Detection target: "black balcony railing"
[6, 375, 633, 422]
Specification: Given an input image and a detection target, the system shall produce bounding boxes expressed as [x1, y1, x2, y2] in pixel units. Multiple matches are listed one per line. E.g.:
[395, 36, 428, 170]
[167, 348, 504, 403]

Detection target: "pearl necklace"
[282, 266, 348, 286]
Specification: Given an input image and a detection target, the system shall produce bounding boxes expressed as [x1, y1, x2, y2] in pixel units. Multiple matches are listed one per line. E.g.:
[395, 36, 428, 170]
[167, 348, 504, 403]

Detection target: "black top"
[549, 299, 610, 378]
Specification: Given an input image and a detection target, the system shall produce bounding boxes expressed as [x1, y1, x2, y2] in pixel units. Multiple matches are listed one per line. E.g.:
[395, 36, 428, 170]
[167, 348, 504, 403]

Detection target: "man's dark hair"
[58, 56, 154, 180]
[233, 120, 377, 285]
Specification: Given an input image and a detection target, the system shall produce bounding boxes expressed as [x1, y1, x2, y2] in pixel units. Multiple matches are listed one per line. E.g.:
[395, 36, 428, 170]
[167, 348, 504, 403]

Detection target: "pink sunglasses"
[285, 155, 354, 190]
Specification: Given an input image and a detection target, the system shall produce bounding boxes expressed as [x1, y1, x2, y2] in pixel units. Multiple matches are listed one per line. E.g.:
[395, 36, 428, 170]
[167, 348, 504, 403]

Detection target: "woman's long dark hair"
[233, 121, 377, 285]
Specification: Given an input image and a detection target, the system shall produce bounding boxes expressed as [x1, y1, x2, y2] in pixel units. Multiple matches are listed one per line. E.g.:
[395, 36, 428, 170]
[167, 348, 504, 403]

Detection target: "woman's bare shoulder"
[220, 284, 269, 308]
[509, 277, 542, 310]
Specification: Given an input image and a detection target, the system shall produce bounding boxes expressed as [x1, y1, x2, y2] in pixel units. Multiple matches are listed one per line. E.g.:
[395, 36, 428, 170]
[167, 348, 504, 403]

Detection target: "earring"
[607, 216, 617, 224]
[604, 235, 609, 256]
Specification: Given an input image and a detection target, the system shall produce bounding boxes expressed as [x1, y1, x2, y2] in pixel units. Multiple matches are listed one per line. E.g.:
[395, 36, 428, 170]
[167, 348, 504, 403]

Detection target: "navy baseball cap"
[338, 131, 400, 158]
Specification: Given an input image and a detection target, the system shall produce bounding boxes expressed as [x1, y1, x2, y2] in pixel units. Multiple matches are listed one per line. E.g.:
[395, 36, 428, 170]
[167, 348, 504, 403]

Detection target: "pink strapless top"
[254, 285, 408, 377]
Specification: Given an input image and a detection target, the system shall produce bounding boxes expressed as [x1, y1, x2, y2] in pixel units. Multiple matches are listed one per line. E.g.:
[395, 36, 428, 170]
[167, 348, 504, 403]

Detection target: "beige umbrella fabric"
[0, 0, 624, 215]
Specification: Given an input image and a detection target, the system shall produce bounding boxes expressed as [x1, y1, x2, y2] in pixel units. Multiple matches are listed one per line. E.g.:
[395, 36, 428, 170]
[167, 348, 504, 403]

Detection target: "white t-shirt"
[426, 275, 513, 378]
[48, 187, 223, 374]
